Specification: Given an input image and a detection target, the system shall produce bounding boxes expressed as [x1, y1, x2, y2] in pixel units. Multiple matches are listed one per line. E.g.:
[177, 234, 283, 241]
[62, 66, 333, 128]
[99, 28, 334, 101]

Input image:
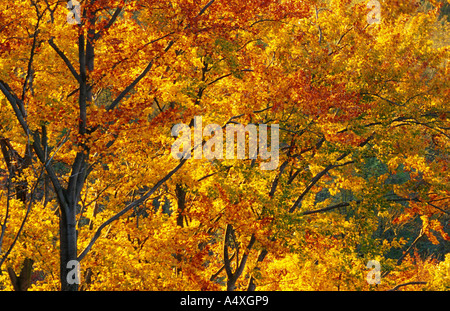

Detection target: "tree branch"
[94, 6, 123, 41]
[301, 196, 422, 216]
[223, 224, 234, 279]
[196, 0, 215, 18]
[0, 80, 70, 213]
[289, 135, 373, 213]
[77, 157, 188, 262]
[361, 92, 405, 107]
[105, 58, 155, 111]
[22, 28, 39, 101]
[388, 281, 427, 291]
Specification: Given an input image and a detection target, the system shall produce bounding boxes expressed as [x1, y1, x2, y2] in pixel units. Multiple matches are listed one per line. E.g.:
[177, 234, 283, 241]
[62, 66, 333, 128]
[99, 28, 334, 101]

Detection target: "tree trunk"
[59, 202, 78, 291]
[246, 249, 268, 291]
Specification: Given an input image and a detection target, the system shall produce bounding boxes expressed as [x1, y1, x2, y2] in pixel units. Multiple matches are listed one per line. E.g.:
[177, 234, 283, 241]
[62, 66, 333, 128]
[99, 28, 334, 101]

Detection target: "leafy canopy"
[0, 0, 449, 290]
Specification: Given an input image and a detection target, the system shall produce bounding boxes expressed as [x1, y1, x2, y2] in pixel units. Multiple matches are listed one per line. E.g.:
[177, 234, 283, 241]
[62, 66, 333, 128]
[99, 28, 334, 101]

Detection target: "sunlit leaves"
[0, 0, 448, 291]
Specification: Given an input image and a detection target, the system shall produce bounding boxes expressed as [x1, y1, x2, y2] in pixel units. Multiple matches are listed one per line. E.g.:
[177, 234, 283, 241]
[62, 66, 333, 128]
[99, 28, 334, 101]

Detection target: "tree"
[0, 0, 448, 291]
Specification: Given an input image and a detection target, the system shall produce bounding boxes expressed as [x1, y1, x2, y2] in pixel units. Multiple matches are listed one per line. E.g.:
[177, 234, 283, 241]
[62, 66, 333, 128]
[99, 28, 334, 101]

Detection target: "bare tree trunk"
[59, 202, 79, 291]
[7, 258, 34, 291]
[224, 225, 256, 291]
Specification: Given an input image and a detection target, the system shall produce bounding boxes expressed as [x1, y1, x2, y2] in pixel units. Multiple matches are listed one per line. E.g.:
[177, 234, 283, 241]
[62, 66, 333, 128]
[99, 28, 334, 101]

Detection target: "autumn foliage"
[0, 0, 449, 291]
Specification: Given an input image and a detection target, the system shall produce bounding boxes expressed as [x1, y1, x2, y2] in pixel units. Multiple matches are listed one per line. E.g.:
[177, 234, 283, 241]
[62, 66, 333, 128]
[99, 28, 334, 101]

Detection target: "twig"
[388, 281, 427, 291]
[77, 158, 188, 262]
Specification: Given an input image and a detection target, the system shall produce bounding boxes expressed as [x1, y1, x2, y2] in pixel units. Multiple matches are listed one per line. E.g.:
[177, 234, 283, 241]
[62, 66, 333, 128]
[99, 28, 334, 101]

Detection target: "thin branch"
[289, 164, 333, 213]
[0, 180, 11, 255]
[210, 252, 235, 281]
[22, 0, 47, 100]
[302, 201, 355, 216]
[361, 92, 405, 107]
[223, 224, 234, 279]
[314, 6, 323, 44]
[154, 97, 164, 113]
[396, 229, 425, 266]
[427, 201, 450, 215]
[22, 29, 39, 101]
[336, 26, 353, 46]
[382, 229, 425, 278]
[388, 281, 427, 291]
[253, 106, 273, 114]
[48, 37, 81, 83]
[207, 73, 232, 86]
[106, 59, 155, 111]
[301, 196, 421, 216]
[106, 39, 176, 112]
[269, 160, 289, 197]
[393, 119, 450, 139]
